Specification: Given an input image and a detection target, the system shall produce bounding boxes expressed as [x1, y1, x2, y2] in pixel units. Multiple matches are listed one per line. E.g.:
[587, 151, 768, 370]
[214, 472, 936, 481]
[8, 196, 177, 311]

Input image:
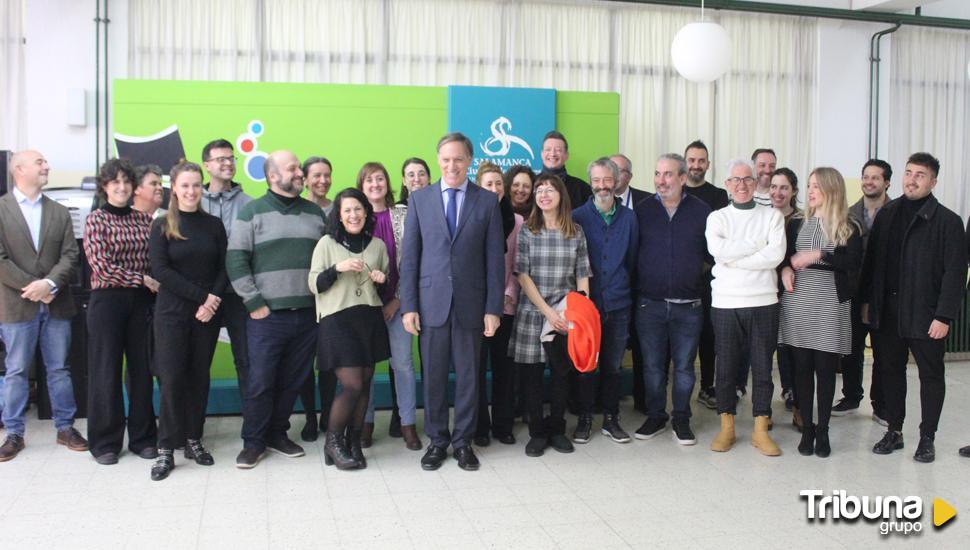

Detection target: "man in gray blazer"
[0, 150, 87, 461]
[400, 132, 505, 471]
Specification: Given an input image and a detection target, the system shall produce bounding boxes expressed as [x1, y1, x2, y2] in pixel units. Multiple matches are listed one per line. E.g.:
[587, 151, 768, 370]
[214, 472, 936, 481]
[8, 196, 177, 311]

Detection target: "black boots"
[814, 426, 831, 458]
[185, 439, 214, 466]
[346, 427, 367, 469]
[324, 431, 360, 470]
[151, 449, 175, 481]
[798, 424, 815, 456]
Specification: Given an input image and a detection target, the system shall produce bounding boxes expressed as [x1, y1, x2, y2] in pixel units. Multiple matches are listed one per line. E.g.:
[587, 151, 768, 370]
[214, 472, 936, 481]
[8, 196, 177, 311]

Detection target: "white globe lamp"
[671, 21, 732, 83]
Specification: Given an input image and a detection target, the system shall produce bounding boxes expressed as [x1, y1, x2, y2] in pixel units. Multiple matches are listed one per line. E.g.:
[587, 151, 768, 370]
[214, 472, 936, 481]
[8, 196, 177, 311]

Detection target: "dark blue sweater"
[635, 194, 711, 301]
[572, 199, 639, 314]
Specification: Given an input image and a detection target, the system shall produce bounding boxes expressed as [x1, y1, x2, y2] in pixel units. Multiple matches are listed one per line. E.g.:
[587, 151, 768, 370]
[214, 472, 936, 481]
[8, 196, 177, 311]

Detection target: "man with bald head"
[0, 150, 87, 461]
[226, 150, 327, 468]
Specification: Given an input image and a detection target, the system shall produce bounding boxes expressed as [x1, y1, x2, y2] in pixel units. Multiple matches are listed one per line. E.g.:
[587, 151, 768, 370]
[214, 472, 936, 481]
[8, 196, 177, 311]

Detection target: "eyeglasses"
[534, 187, 559, 195]
[207, 156, 237, 165]
[727, 176, 756, 185]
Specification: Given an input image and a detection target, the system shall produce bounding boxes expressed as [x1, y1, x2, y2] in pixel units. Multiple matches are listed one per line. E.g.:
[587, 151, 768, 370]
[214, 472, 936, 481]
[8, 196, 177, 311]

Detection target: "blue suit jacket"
[399, 180, 505, 329]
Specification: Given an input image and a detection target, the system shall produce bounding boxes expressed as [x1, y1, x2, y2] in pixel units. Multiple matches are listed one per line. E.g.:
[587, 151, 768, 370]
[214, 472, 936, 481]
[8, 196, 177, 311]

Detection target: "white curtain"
[890, 26, 970, 219]
[127, 0, 819, 191]
[0, 0, 25, 151]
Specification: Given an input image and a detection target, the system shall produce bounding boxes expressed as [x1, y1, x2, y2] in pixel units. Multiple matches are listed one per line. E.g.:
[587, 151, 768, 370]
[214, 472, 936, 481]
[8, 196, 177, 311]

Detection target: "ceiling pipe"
[867, 23, 901, 160]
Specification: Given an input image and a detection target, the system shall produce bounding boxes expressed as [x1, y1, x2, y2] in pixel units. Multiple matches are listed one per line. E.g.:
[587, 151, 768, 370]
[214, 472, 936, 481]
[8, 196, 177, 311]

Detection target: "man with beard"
[683, 141, 728, 409]
[751, 148, 777, 207]
[539, 131, 592, 210]
[833, 159, 891, 421]
[571, 157, 638, 444]
[226, 150, 327, 469]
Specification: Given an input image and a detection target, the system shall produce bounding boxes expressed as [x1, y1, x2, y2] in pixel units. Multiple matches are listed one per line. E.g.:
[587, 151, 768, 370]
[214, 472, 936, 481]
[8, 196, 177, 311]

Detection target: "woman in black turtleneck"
[308, 188, 390, 470]
[83, 158, 160, 465]
[147, 161, 228, 481]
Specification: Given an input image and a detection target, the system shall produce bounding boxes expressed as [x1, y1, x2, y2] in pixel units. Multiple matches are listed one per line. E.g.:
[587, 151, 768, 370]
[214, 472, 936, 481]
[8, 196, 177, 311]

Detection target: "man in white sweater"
[705, 159, 786, 456]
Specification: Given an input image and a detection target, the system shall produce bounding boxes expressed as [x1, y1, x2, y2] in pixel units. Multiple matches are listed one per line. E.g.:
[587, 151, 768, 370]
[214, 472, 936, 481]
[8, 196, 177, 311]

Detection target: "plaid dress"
[508, 224, 592, 364]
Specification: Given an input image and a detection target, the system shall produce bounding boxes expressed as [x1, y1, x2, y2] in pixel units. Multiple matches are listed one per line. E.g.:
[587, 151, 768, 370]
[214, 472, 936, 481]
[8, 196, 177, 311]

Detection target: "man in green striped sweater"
[226, 150, 327, 469]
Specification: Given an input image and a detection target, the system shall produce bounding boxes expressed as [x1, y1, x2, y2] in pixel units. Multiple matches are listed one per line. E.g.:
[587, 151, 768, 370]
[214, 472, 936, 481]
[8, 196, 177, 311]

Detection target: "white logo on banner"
[480, 117, 535, 159]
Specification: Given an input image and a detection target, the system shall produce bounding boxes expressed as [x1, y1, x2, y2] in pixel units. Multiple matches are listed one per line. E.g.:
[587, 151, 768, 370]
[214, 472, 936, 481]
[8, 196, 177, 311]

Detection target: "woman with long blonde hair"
[778, 167, 862, 458]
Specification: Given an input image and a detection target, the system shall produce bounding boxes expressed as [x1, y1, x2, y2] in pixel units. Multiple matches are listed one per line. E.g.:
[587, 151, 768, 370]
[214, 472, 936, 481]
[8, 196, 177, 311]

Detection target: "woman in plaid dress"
[509, 174, 591, 458]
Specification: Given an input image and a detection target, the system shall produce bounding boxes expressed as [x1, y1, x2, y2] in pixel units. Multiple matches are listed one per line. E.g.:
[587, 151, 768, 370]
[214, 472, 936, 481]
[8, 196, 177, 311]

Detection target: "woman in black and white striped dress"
[778, 167, 862, 458]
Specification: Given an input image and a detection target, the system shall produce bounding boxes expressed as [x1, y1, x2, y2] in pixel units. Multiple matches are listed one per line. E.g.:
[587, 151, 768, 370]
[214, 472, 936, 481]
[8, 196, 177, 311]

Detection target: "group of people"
[1, 129, 969, 480]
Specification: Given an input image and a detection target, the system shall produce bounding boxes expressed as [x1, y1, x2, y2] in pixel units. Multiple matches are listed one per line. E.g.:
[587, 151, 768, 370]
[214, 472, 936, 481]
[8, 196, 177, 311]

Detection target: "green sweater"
[226, 192, 326, 312]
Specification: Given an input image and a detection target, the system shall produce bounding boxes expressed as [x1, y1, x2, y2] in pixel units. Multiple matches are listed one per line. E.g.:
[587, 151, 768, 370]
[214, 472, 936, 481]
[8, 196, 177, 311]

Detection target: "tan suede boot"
[751, 416, 782, 456]
[710, 413, 736, 452]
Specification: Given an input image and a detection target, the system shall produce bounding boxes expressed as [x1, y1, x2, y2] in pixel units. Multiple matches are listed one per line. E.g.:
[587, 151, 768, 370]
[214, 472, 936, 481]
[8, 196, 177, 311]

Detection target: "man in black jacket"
[539, 131, 592, 210]
[861, 152, 967, 463]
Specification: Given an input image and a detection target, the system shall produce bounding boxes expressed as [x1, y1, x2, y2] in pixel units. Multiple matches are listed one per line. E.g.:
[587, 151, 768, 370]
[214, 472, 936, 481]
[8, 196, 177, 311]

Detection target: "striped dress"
[778, 217, 851, 355]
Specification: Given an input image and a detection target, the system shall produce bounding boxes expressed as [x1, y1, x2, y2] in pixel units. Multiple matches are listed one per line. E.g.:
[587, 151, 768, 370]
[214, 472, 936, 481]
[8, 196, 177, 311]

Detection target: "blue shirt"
[635, 194, 711, 301]
[440, 179, 468, 224]
[572, 198, 639, 314]
[13, 186, 43, 251]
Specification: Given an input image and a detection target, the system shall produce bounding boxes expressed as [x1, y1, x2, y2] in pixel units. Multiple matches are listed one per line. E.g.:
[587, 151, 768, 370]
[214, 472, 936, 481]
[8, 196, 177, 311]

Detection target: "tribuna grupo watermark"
[799, 490, 956, 536]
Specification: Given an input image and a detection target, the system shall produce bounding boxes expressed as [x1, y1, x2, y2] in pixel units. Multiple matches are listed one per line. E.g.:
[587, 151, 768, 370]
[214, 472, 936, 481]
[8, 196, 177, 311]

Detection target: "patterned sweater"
[226, 191, 327, 312]
[82, 204, 152, 289]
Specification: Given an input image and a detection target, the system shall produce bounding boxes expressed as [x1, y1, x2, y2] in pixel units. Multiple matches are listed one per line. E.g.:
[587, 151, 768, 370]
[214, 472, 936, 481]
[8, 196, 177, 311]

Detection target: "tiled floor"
[2, 362, 969, 549]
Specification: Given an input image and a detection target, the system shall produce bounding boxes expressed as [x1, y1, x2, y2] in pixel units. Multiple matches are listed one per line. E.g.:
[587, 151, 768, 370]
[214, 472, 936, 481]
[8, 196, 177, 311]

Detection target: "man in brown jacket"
[0, 150, 87, 461]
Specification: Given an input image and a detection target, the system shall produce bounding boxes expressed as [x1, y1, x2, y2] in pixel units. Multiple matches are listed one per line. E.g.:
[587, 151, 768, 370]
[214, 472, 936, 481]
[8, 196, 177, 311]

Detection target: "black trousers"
[839, 301, 885, 411]
[712, 305, 778, 418]
[477, 314, 516, 438]
[520, 334, 572, 438]
[219, 291, 250, 402]
[629, 318, 645, 411]
[153, 313, 220, 449]
[697, 276, 716, 391]
[299, 358, 337, 425]
[792, 347, 838, 429]
[86, 288, 157, 457]
[873, 294, 946, 436]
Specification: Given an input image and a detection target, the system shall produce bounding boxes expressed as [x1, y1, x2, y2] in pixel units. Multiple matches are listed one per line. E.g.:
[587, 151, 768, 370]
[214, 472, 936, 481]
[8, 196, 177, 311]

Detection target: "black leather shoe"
[388, 410, 403, 438]
[959, 445, 970, 458]
[914, 435, 935, 463]
[496, 433, 516, 445]
[185, 439, 214, 466]
[235, 447, 265, 469]
[267, 436, 305, 458]
[814, 426, 831, 458]
[798, 424, 815, 456]
[549, 434, 574, 453]
[872, 431, 904, 455]
[151, 449, 175, 481]
[94, 452, 119, 465]
[525, 437, 547, 457]
[421, 445, 447, 470]
[135, 446, 158, 460]
[301, 415, 319, 442]
[474, 435, 491, 447]
[454, 446, 480, 471]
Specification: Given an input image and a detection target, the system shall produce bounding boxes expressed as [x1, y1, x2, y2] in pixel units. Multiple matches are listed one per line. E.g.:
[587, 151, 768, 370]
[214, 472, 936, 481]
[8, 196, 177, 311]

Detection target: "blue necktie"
[446, 188, 458, 238]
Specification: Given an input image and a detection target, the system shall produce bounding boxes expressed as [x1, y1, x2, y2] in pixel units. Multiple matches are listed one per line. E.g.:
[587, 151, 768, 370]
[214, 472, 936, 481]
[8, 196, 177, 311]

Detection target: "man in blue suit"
[400, 132, 505, 471]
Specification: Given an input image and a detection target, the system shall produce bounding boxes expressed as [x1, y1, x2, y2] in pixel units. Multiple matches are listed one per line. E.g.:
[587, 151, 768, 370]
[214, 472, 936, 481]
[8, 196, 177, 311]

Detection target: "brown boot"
[751, 416, 782, 456]
[401, 424, 423, 451]
[0, 435, 25, 462]
[360, 422, 374, 448]
[710, 413, 736, 452]
[56, 427, 89, 451]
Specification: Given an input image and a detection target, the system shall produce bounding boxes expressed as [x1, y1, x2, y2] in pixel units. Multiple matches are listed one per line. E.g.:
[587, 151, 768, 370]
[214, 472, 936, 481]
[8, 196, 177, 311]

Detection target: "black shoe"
[301, 415, 319, 442]
[549, 434, 574, 453]
[602, 414, 631, 443]
[697, 387, 717, 410]
[421, 445, 447, 470]
[671, 421, 696, 446]
[235, 447, 265, 469]
[782, 389, 794, 412]
[914, 435, 935, 463]
[798, 424, 815, 456]
[872, 431, 904, 455]
[94, 452, 119, 465]
[151, 449, 175, 481]
[454, 446, 480, 471]
[0, 435, 25, 462]
[345, 427, 367, 468]
[388, 410, 402, 438]
[324, 431, 360, 470]
[831, 399, 859, 417]
[634, 418, 667, 440]
[525, 437, 547, 457]
[959, 445, 970, 458]
[474, 435, 491, 447]
[496, 433, 516, 445]
[267, 436, 305, 458]
[815, 426, 830, 458]
[184, 439, 214, 466]
[134, 446, 158, 460]
[573, 415, 593, 444]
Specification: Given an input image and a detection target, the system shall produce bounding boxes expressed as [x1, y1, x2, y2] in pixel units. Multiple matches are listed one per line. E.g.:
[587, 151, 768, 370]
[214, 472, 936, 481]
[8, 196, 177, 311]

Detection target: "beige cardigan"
[308, 235, 389, 321]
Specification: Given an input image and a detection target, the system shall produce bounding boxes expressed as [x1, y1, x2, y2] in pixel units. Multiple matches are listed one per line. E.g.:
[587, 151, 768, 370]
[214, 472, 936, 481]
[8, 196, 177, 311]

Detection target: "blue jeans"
[366, 309, 417, 425]
[636, 298, 703, 422]
[578, 307, 630, 416]
[242, 308, 316, 451]
[0, 305, 76, 436]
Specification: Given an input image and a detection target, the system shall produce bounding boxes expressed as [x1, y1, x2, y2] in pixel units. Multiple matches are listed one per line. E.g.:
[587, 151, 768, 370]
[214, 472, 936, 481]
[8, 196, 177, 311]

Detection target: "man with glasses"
[706, 160, 785, 456]
[683, 140, 728, 410]
[201, 139, 253, 404]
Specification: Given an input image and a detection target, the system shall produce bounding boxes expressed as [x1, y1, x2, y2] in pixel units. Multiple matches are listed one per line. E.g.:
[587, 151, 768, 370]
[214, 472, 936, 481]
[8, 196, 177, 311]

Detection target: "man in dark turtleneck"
[539, 130, 592, 210]
[861, 152, 967, 464]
